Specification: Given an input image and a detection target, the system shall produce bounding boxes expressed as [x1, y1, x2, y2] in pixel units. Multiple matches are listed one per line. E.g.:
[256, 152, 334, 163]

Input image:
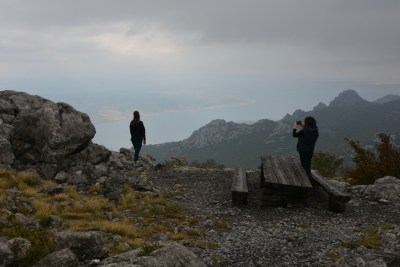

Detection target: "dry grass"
[0, 168, 17, 189]
[341, 227, 383, 249]
[0, 168, 220, 262]
[168, 232, 186, 241]
[33, 199, 55, 226]
[70, 220, 144, 239]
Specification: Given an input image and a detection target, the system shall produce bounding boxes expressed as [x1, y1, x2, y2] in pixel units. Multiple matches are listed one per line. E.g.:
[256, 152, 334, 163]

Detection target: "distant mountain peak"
[329, 89, 370, 108]
[313, 102, 327, 111]
[373, 94, 400, 104]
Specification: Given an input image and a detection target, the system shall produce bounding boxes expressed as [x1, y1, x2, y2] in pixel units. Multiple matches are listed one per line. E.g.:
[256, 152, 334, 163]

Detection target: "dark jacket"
[130, 121, 146, 143]
[293, 126, 319, 154]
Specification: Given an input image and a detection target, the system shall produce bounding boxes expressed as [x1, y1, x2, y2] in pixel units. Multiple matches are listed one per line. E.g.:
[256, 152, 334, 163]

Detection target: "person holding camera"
[293, 116, 319, 179]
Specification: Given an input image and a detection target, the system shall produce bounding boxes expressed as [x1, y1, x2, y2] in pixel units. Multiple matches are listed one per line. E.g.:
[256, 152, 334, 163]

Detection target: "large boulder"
[0, 138, 14, 165]
[0, 124, 15, 165]
[54, 231, 106, 261]
[33, 248, 79, 267]
[7, 237, 32, 262]
[11, 102, 95, 164]
[63, 142, 111, 166]
[363, 176, 400, 201]
[0, 90, 52, 112]
[0, 241, 13, 266]
[100, 242, 206, 267]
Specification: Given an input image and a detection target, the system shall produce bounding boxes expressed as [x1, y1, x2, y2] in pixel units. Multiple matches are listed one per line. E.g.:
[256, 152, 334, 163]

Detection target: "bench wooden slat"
[271, 156, 290, 185]
[311, 170, 350, 213]
[261, 156, 279, 184]
[290, 159, 313, 188]
[278, 157, 301, 187]
[231, 168, 248, 205]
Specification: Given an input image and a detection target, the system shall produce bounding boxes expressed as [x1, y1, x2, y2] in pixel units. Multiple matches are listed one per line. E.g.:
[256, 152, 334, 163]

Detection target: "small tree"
[312, 151, 343, 177]
[345, 133, 400, 184]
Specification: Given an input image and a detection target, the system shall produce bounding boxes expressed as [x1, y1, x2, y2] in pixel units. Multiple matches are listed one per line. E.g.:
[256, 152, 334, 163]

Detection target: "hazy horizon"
[1, 1, 400, 150]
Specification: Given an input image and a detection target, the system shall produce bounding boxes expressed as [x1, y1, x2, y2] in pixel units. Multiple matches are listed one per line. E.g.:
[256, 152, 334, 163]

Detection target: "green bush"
[346, 133, 400, 184]
[312, 151, 343, 177]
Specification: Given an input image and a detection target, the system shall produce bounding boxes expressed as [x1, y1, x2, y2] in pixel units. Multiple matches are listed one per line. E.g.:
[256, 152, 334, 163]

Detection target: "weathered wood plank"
[291, 159, 313, 188]
[279, 157, 301, 187]
[271, 156, 290, 185]
[311, 170, 350, 213]
[231, 168, 248, 205]
[261, 156, 278, 184]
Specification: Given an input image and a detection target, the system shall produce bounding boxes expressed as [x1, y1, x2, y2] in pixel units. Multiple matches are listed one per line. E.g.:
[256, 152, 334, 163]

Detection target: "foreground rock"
[0, 91, 95, 166]
[100, 242, 206, 267]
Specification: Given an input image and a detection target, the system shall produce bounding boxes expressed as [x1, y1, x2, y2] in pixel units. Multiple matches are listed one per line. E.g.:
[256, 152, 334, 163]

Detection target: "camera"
[296, 120, 302, 125]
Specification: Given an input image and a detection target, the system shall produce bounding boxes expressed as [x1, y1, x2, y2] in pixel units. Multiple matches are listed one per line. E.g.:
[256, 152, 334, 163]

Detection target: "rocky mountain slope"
[143, 90, 400, 168]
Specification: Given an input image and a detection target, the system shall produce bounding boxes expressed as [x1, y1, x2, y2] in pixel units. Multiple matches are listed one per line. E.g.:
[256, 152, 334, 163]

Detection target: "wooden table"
[260, 156, 313, 206]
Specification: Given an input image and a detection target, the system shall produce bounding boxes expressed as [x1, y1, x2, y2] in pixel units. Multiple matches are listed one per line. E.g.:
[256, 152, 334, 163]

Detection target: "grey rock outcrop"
[0, 138, 14, 165]
[54, 231, 106, 261]
[362, 176, 400, 201]
[11, 102, 95, 164]
[0, 90, 99, 168]
[164, 156, 189, 168]
[0, 241, 14, 266]
[100, 242, 206, 267]
[33, 248, 79, 267]
[7, 237, 32, 261]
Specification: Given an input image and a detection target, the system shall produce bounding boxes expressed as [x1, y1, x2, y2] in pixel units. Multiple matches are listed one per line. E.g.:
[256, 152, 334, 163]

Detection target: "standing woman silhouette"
[129, 111, 146, 162]
[293, 116, 319, 179]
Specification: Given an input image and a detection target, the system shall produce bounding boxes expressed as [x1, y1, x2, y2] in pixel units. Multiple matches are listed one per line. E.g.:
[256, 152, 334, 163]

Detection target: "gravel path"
[149, 168, 400, 266]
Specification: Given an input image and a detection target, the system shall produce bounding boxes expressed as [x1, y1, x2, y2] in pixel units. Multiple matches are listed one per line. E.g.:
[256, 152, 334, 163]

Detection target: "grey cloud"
[1, 0, 400, 82]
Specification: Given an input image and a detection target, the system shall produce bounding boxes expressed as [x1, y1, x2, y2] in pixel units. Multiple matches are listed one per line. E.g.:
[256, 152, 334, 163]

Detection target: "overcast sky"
[1, 0, 400, 150]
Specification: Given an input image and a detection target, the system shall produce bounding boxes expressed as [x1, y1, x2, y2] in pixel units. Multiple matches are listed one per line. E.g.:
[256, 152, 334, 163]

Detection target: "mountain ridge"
[142, 90, 400, 168]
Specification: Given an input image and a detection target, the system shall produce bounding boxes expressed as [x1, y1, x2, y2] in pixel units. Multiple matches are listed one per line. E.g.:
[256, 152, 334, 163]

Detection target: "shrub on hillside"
[312, 151, 344, 177]
[346, 133, 400, 184]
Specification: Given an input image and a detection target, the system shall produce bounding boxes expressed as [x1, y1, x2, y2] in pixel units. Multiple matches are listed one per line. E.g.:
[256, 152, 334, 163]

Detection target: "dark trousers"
[132, 141, 142, 162]
[299, 152, 313, 179]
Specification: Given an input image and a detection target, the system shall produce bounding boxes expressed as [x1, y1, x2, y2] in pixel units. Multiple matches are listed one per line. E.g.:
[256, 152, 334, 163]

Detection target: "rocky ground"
[149, 168, 400, 266]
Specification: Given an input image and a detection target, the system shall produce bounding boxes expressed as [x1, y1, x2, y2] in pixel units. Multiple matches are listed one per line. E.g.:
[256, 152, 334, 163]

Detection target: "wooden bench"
[260, 156, 312, 206]
[311, 170, 350, 213]
[231, 168, 248, 205]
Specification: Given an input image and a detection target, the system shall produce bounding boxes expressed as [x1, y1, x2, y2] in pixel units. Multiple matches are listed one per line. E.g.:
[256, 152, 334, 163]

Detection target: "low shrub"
[346, 133, 400, 184]
[312, 151, 343, 177]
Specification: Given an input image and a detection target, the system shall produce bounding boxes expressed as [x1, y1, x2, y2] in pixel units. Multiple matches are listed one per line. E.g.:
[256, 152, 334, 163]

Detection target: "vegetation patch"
[313, 151, 344, 177]
[193, 240, 219, 250]
[340, 227, 382, 250]
[325, 251, 341, 262]
[0, 222, 54, 266]
[379, 223, 397, 230]
[345, 133, 400, 184]
[0, 168, 220, 263]
[214, 219, 230, 231]
[211, 254, 225, 265]
[138, 241, 163, 256]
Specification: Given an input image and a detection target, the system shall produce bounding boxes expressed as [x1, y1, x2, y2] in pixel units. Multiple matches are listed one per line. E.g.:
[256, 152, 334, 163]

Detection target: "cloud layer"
[1, 0, 400, 147]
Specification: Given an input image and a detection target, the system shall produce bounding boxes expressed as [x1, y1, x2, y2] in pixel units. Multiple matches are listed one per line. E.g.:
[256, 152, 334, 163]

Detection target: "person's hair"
[304, 116, 317, 127]
[133, 111, 140, 125]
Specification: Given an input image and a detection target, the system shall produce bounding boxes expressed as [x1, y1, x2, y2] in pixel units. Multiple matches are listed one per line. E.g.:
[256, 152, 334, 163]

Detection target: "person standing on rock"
[293, 116, 319, 179]
[130, 111, 146, 162]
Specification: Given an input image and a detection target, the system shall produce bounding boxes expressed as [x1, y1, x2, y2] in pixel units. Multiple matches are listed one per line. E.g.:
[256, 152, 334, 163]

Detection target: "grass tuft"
[341, 227, 382, 249]
[138, 241, 162, 256]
